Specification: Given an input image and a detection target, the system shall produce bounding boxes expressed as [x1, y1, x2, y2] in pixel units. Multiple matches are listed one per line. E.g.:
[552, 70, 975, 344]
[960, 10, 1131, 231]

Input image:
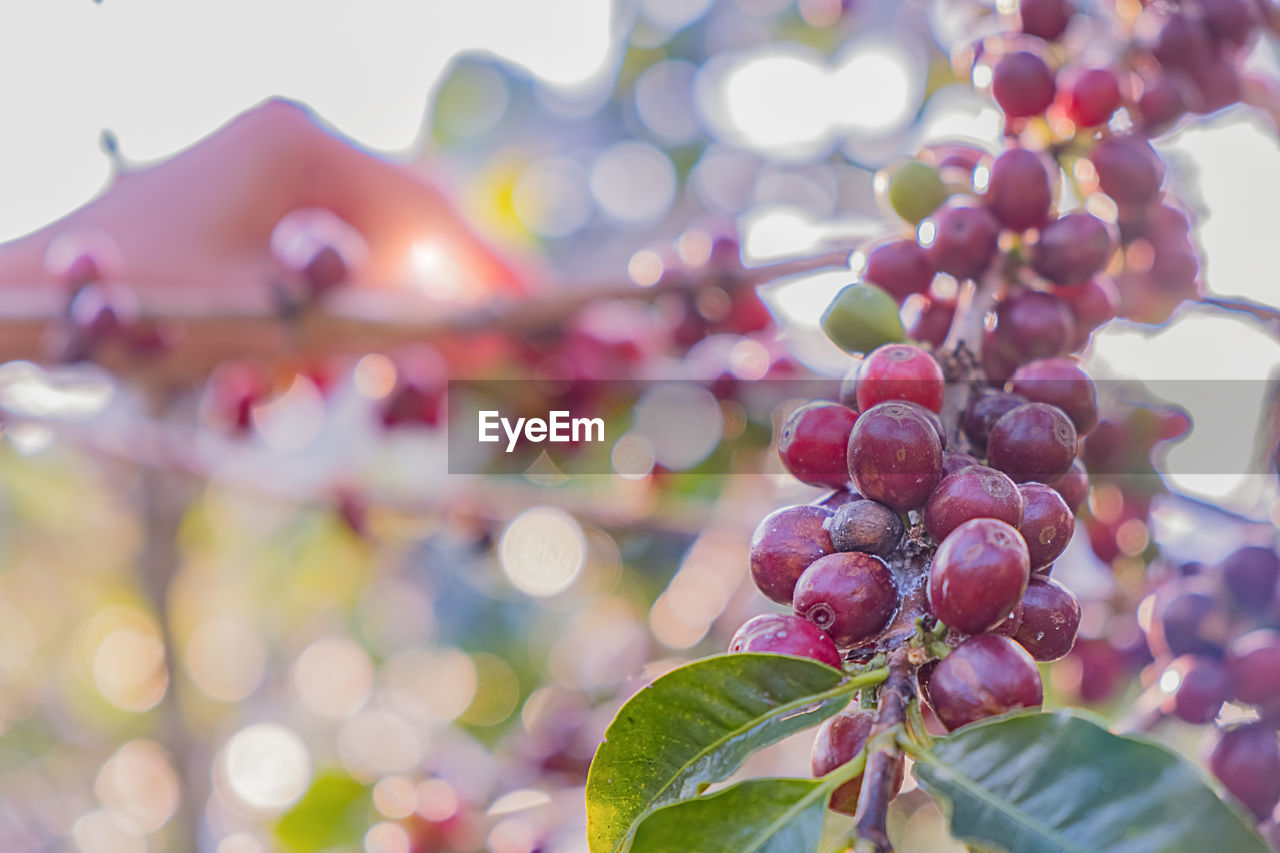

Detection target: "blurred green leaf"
[275, 772, 370, 852]
[912, 710, 1269, 853]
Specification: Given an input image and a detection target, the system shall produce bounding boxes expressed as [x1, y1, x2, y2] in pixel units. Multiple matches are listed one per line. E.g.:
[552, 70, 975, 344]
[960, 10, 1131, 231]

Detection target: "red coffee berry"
[988, 403, 1078, 483]
[927, 634, 1044, 730]
[985, 148, 1053, 231]
[856, 344, 946, 414]
[1147, 582, 1228, 659]
[1209, 723, 1280, 821]
[1018, 483, 1076, 571]
[1226, 629, 1280, 707]
[1220, 545, 1280, 609]
[1050, 459, 1090, 515]
[928, 517, 1031, 634]
[1019, 0, 1073, 41]
[847, 401, 944, 512]
[905, 296, 956, 347]
[749, 505, 836, 605]
[924, 465, 1024, 543]
[991, 51, 1057, 118]
[793, 552, 898, 647]
[926, 203, 1000, 281]
[811, 708, 903, 814]
[1163, 656, 1232, 724]
[1062, 67, 1122, 127]
[728, 613, 842, 669]
[863, 239, 935, 302]
[1014, 576, 1081, 660]
[993, 291, 1076, 362]
[942, 451, 983, 477]
[1008, 357, 1098, 434]
[1032, 213, 1115, 287]
[963, 390, 1029, 453]
[1090, 137, 1165, 207]
[779, 402, 859, 489]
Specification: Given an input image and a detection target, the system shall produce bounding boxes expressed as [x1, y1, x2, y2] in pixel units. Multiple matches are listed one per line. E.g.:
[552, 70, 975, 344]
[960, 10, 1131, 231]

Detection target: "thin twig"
[853, 647, 913, 853]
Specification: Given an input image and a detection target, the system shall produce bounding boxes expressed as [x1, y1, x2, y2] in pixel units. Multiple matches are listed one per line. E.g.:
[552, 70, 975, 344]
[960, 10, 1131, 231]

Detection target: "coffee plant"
[585, 1, 1280, 851]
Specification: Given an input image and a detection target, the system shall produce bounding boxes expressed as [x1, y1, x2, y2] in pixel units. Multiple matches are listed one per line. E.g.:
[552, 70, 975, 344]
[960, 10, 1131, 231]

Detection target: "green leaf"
[274, 771, 370, 852]
[586, 653, 869, 853]
[630, 778, 828, 853]
[912, 710, 1270, 853]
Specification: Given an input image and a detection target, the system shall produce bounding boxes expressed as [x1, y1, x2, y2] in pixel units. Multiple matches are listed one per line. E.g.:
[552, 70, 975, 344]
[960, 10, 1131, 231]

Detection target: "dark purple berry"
[1220, 546, 1280, 609]
[811, 709, 903, 814]
[729, 613, 842, 668]
[925, 465, 1024, 543]
[988, 403, 1078, 483]
[1226, 629, 1280, 707]
[1163, 656, 1231, 723]
[926, 203, 1000, 281]
[993, 291, 1076, 362]
[986, 148, 1053, 231]
[1209, 723, 1280, 820]
[992, 51, 1057, 118]
[929, 517, 1031, 634]
[793, 552, 898, 647]
[750, 505, 836, 605]
[779, 402, 859, 489]
[1014, 576, 1081, 661]
[1032, 213, 1115, 287]
[847, 401, 944, 512]
[928, 635, 1043, 730]
[963, 390, 1029, 453]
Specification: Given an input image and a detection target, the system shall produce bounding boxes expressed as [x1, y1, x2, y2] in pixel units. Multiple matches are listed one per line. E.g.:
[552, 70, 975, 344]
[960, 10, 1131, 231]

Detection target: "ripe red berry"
[856, 344, 946, 413]
[991, 51, 1057, 118]
[778, 402, 859, 489]
[1209, 723, 1280, 820]
[1019, 0, 1073, 41]
[1137, 74, 1188, 135]
[863, 239, 935, 302]
[924, 465, 1024, 543]
[1062, 67, 1122, 127]
[985, 148, 1053, 231]
[1201, 0, 1258, 47]
[1147, 582, 1228, 659]
[1018, 483, 1075, 572]
[847, 401, 944, 512]
[1014, 576, 1081, 660]
[942, 451, 983, 477]
[1219, 546, 1280, 609]
[1032, 213, 1115, 287]
[992, 291, 1076, 362]
[988, 403, 1078, 483]
[1049, 459, 1090, 515]
[828, 499, 903, 557]
[1149, 14, 1212, 71]
[904, 296, 956, 347]
[749, 505, 836, 605]
[1008, 358, 1098, 434]
[793, 552, 898, 647]
[811, 708, 903, 814]
[302, 244, 349, 297]
[928, 517, 1031, 634]
[1056, 277, 1119, 343]
[926, 203, 1000, 280]
[991, 602, 1025, 637]
[962, 390, 1028, 453]
[927, 634, 1043, 730]
[1225, 629, 1280, 707]
[1163, 656, 1231, 723]
[1090, 137, 1165, 207]
[728, 613, 842, 668]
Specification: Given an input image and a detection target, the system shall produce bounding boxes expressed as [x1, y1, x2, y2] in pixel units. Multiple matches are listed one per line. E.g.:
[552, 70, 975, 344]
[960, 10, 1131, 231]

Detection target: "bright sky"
[0, 0, 613, 241]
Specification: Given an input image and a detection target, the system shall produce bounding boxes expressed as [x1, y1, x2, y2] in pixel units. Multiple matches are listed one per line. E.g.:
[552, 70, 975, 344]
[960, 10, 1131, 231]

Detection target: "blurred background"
[3, 0, 1280, 851]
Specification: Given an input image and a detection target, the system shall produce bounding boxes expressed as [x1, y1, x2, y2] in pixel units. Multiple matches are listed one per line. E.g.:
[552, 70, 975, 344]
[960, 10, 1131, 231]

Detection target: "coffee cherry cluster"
[1141, 546, 1280, 824]
[728, 332, 1104, 812]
